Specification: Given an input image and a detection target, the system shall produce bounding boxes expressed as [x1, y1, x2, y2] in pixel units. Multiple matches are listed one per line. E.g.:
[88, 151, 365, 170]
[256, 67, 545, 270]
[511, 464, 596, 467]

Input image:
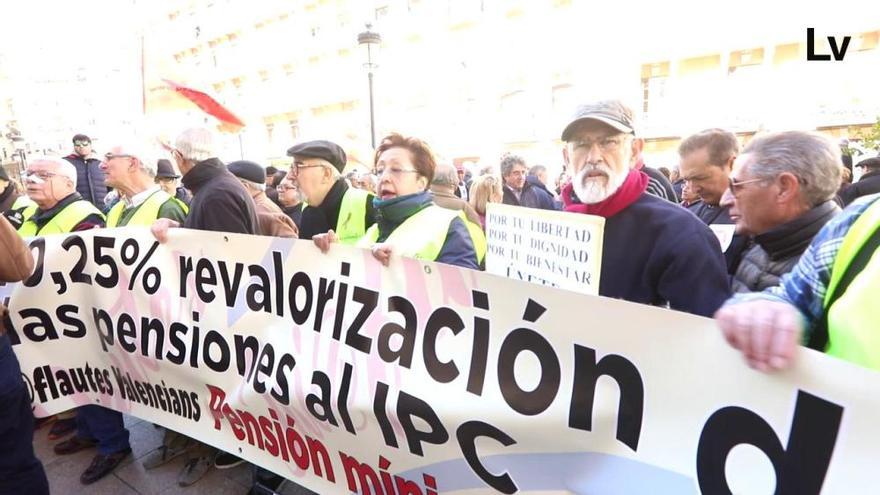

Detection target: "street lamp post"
[357, 24, 381, 150]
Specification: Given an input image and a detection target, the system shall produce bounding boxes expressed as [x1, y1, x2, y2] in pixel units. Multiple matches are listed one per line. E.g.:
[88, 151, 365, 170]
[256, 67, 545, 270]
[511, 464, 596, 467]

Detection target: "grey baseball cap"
[561, 99, 636, 141]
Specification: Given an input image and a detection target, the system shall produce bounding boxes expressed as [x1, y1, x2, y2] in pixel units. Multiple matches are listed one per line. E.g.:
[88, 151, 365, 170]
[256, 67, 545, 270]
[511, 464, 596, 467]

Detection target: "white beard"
[572, 164, 628, 204]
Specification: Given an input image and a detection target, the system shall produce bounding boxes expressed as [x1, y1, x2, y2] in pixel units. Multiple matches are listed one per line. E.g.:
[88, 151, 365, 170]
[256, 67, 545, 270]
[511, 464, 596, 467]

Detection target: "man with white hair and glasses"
[18, 156, 105, 236]
[559, 99, 730, 316]
[52, 142, 189, 485]
[102, 141, 188, 228]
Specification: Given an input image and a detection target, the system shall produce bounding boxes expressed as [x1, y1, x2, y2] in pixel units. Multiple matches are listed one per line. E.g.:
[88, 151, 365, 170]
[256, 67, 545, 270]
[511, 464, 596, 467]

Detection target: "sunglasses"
[73, 141, 91, 147]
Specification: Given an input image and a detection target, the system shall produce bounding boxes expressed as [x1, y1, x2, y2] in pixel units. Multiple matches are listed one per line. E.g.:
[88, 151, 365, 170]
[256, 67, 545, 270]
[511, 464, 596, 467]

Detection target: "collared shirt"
[123, 185, 162, 209]
[728, 193, 880, 340]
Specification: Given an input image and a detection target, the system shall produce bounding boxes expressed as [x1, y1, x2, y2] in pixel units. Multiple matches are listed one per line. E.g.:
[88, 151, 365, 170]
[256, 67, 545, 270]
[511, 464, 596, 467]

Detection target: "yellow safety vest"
[335, 187, 370, 245]
[357, 205, 487, 264]
[9, 195, 37, 224]
[11, 195, 35, 211]
[823, 198, 880, 370]
[18, 200, 105, 237]
[106, 189, 188, 228]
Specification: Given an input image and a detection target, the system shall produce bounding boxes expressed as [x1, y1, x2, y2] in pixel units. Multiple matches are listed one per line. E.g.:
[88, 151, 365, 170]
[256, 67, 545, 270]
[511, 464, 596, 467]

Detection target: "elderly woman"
[468, 174, 503, 230]
[315, 133, 485, 269]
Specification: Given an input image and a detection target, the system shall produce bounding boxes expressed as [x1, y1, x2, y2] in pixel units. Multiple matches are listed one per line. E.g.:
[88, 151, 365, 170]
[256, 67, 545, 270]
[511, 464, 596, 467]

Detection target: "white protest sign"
[484, 203, 605, 295]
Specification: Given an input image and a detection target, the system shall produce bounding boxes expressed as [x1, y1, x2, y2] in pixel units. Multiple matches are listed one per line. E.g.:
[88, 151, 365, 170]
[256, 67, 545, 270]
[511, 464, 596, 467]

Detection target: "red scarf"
[562, 169, 649, 218]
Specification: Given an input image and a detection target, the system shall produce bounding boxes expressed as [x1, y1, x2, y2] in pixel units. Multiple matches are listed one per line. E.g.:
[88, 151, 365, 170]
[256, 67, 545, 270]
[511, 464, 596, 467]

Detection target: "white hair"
[174, 127, 216, 162]
[238, 178, 266, 191]
[32, 156, 77, 187]
[109, 140, 158, 178]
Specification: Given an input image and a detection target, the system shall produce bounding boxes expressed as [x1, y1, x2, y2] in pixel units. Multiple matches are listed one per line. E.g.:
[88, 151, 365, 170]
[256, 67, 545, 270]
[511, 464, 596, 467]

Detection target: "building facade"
[146, 0, 880, 174]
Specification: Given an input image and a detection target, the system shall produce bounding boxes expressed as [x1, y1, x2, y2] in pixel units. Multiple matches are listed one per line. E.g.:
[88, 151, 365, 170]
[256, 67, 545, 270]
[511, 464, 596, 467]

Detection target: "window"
[266, 123, 275, 142]
[289, 120, 300, 140]
[640, 62, 670, 114]
[375, 5, 389, 20]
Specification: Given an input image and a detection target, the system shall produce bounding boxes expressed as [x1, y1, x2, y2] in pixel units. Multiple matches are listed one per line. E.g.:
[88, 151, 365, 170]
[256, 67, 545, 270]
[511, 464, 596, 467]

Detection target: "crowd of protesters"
[1, 96, 880, 494]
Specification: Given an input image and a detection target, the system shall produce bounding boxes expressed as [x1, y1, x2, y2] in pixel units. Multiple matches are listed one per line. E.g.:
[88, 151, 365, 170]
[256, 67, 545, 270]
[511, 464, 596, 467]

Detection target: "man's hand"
[151, 218, 181, 243]
[371, 243, 393, 267]
[715, 300, 805, 372]
[312, 230, 338, 254]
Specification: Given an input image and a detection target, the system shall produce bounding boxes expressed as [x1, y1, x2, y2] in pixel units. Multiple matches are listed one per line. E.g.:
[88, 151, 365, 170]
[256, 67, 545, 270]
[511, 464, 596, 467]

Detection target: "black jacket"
[732, 201, 839, 293]
[282, 204, 304, 229]
[839, 170, 880, 206]
[64, 153, 107, 210]
[298, 179, 378, 240]
[181, 158, 258, 234]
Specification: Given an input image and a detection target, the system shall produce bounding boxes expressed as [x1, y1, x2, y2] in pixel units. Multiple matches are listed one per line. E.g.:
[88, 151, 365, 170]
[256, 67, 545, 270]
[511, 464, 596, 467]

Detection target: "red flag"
[162, 79, 245, 128]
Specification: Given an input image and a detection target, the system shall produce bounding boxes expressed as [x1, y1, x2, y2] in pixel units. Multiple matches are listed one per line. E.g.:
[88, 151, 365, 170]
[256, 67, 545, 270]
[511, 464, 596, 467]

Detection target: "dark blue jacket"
[598, 193, 730, 317]
[64, 154, 107, 211]
[503, 179, 556, 210]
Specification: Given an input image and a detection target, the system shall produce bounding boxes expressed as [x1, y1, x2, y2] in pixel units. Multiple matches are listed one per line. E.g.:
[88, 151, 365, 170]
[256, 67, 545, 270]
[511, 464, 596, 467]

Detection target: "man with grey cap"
[228, 160, 298, 238]
[286, 139, 377, 242]
[559, 99, 730, 316]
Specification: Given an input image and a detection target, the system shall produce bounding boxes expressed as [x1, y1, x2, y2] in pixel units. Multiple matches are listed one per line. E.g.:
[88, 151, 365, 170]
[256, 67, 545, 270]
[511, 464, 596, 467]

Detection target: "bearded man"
[559, 99, 730, 316]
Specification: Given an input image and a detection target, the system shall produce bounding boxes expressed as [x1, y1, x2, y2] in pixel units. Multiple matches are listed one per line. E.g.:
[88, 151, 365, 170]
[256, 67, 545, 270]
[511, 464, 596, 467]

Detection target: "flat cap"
[227, 160, 266, 184]
[286, 140, 347, 173]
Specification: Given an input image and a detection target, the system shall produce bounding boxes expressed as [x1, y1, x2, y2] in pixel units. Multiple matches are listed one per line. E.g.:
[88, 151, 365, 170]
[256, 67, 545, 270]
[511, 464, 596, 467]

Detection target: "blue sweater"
[598, 194, 731, 317]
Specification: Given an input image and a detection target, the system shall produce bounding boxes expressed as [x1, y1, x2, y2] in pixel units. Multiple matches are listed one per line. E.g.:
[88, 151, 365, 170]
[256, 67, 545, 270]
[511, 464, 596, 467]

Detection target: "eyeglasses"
[291, 162, 325, 175]
[375, 166, 420, 178]
[25, 171, 60, 182]
[104, 153, 134, 161]
[728, 176, 766, 196]
[276, 185, 297, 191]
[73, 141, 90, 147]
[569, 135, 626, 154]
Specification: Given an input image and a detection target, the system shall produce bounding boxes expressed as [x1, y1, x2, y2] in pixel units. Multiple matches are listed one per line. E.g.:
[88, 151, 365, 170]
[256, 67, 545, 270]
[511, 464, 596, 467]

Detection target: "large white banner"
[484, 203, 604, 295]
[3, 228, 879, 494]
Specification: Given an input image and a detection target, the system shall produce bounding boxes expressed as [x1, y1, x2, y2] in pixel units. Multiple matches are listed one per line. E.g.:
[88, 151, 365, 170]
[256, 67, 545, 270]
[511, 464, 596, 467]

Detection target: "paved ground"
[34, 414, 310, 495]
